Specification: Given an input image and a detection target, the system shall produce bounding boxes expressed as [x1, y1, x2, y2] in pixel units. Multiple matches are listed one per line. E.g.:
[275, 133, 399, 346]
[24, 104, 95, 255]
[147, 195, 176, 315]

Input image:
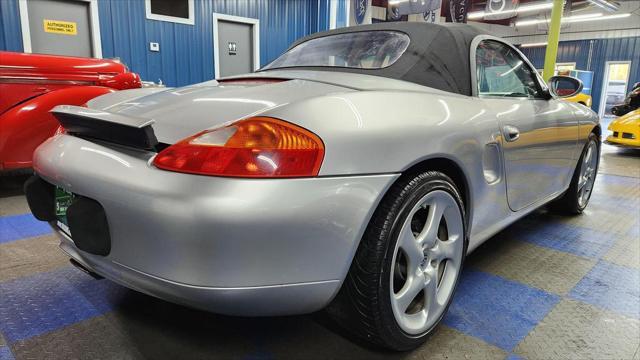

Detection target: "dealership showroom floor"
[0, 143, 638, 359]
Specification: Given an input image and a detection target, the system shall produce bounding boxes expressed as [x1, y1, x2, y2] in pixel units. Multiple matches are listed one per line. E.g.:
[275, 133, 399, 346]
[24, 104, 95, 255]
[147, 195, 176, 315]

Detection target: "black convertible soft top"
[265, 22, 488, 96]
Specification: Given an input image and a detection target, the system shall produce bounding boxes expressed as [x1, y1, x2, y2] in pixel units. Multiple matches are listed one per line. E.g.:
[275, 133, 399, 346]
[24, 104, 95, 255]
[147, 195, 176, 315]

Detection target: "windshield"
[262, 31, 410, 70]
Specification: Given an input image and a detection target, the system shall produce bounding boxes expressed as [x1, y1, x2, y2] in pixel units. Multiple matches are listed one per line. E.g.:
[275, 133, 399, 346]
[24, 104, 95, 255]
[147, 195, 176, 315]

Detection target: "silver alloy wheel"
[389, 190, 464, 335]
[577, 140, 598, 208]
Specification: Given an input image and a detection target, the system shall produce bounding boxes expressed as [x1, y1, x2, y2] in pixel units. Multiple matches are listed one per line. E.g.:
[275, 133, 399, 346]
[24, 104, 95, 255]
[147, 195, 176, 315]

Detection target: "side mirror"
[548, 75, 583, 98]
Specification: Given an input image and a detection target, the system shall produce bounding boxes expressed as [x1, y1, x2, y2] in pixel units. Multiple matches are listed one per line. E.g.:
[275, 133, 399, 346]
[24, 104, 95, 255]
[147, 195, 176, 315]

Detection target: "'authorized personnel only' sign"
[43, 19, 77, 35]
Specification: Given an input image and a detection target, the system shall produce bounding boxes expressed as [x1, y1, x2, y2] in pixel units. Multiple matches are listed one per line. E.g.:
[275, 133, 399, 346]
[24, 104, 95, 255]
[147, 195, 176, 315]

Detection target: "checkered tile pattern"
[1, 153, 639, 359]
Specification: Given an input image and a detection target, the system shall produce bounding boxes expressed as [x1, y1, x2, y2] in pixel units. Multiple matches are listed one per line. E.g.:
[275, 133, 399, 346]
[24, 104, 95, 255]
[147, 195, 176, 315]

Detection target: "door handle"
[503, 125, 520, 142]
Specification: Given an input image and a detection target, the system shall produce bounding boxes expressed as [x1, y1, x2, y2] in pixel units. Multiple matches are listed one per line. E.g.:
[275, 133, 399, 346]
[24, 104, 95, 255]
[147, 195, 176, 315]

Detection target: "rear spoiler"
[51, 105, 158, 150]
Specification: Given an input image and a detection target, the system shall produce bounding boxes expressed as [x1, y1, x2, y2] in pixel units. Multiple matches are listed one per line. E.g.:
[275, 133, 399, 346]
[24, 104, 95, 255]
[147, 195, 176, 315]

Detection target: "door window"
[475, 40, 543, 99]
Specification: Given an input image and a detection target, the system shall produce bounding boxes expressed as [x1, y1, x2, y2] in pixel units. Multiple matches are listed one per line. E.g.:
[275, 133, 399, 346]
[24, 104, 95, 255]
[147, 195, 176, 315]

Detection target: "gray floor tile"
[599, 144, 640, 178]
[266, 325, 507, 360]
[546, 205, 638, 237]
[603, 235, 640, 269]
[515, 299, 640, 360]
[0, 195, 30, 217]
[11, 314, 143, 360]
[0, 234, 69, 283]
[407, 326, 508, 360]
[469, 239, 596, 295]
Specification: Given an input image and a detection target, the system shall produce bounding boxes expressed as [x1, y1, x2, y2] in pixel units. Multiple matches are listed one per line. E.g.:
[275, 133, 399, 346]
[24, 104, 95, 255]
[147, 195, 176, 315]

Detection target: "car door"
[475, 39, 578, 211]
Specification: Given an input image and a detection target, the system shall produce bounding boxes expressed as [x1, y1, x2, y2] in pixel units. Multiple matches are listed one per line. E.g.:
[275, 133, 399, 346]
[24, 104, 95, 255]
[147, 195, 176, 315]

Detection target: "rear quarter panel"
[262, 90, 514, 250]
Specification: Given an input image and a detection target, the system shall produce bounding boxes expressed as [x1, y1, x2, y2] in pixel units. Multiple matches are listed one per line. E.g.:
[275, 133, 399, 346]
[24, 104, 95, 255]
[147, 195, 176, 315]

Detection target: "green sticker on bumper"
[55, 186, 73, 226]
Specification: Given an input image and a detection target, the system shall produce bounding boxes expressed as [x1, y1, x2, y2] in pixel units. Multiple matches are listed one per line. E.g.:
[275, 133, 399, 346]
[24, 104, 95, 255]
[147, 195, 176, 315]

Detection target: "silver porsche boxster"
[26, 23, 600, 350]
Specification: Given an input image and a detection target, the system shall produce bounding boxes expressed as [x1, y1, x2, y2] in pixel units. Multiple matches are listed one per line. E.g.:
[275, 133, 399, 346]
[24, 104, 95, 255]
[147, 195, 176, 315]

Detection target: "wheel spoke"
[395, 271, 426, 313]
[399, 222, 424, 267]
[585, 176, 595, 194]
[585, 147, 592, 164]
[417, 200, 446, 248]
[578, 177, 587, 190]
[424, 269, 439, 321]
[437, 238, 458, 262]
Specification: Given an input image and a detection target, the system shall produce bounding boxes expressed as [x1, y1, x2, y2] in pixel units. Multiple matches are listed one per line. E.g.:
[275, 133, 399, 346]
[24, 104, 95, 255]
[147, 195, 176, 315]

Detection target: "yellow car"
[605, 109, 640, 149]
[565, 92, 592, 107]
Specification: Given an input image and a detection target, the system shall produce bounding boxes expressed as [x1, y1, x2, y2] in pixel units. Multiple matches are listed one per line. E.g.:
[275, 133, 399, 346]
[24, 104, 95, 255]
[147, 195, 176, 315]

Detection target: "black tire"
[550, 132, 600, 214]
[328, 171, 467, 351]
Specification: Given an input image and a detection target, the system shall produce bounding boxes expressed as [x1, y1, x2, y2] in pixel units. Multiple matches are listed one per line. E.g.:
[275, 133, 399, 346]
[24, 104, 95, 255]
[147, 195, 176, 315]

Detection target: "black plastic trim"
[67, 196, 111, 256]
[54, 112, 158, 150]
[24, 175, 56, 221]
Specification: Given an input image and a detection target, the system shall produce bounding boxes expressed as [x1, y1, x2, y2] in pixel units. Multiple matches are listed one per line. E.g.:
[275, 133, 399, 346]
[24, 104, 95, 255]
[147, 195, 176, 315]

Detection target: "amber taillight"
[153, 117, 324, 178]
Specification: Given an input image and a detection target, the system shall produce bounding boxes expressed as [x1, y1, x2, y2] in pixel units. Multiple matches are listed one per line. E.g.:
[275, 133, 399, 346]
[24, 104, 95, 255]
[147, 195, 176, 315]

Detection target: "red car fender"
[0, 86, 116, 171]
[97, 72, 142, 90]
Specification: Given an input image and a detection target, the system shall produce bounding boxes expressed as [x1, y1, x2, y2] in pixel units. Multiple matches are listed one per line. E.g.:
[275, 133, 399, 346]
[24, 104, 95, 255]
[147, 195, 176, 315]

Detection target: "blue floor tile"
[443, 270, 560, 351]
[0, 214, 51, 244]
[0, 266, 127, 343]
[569, 260, 640, 319]
[515, 221, 616, 259]
[0, 346, 14, 360]
[505, 354, 525, 360]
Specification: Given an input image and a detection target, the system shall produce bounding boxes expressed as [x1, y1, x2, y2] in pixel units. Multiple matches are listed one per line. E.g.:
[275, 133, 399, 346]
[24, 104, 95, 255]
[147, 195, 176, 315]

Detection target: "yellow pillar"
[543, 0, 565, 82]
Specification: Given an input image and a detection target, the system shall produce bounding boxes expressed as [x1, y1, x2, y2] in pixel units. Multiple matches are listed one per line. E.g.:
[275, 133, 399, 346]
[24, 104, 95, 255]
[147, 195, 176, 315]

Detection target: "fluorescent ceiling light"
[516, 12, 602, 26]
[520, 42, 548, 47]
[468, 2, 553, 20]
[515, 12, 630, 26]
[568, 12, 630, 23]
[587, 0, 620, 12]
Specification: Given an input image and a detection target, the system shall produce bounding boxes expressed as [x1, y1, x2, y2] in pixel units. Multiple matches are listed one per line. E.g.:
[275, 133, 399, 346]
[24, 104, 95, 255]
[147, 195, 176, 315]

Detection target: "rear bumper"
[58, 231, 342, 316]
[31, 135, 398, 315]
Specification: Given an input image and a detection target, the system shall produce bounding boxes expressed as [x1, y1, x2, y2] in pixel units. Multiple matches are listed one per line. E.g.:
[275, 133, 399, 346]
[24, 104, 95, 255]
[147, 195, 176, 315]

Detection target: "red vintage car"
[0, 51, 142, 173]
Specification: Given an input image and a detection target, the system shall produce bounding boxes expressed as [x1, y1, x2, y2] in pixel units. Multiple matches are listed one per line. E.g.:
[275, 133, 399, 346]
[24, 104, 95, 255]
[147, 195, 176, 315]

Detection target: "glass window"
[475, 40, 542, 98]
[262, 31, 410, 70]
[556, 62, 576, 74]
[145, 0, 193, 25]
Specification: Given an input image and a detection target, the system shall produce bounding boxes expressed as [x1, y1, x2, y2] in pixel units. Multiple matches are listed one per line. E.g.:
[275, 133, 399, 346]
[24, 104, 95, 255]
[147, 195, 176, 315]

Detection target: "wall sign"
[43, 19, 77, 35]
[444, 0, 469, 23]
[485, 0, 519, 20]
[228, 42, 237, 55]
[423, 0, 442, 23]
[353, 0, 368, 24]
